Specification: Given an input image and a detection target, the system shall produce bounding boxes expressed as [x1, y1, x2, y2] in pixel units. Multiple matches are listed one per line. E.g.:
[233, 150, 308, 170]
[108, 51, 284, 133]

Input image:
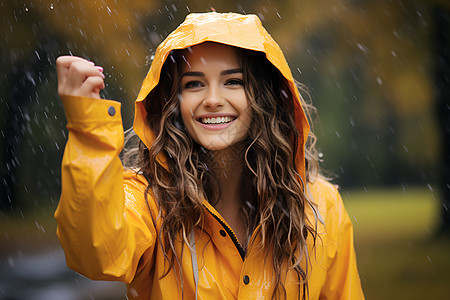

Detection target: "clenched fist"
[56, 56, 105, 99]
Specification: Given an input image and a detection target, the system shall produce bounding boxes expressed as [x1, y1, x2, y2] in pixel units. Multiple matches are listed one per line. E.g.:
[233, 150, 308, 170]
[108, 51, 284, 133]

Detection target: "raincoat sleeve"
[319, 183, 365, 299]
[54, 95, 157, 283]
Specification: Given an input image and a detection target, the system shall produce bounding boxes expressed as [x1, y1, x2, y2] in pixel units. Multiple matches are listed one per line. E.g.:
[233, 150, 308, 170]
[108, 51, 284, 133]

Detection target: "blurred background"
[1, 0, 449, 299]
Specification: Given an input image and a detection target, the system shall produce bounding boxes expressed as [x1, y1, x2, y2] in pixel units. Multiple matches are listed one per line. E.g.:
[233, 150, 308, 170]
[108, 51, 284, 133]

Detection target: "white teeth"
[201, 116, 233, 124]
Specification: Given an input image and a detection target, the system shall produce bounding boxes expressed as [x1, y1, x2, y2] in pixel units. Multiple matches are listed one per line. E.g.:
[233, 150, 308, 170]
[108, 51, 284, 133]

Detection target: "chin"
[200, 142, 231, 151]
[198, 138, 247, 153]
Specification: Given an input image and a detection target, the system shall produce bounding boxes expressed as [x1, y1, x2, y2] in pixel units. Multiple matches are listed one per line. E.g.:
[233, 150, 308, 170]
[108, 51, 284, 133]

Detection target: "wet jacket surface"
[55, 12, 364, 299]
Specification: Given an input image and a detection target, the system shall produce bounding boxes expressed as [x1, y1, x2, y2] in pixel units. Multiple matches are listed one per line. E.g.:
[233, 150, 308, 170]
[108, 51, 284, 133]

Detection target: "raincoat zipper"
[202, 204, 246, 261]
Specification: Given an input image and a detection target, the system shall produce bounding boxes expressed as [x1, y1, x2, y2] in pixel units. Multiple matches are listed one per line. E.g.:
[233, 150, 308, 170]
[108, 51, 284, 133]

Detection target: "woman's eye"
[225, 79, 244, 86]
[184, 81, 203, 89]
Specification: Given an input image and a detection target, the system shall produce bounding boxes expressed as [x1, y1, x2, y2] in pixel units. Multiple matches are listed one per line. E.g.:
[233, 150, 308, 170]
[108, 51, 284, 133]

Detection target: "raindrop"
[171, 4, 177, 12]
[376, 76, 383, 85]
[50, 3, 54, 10]
[130, 288, 139, 297]
[349, 117, 355, 127]
[427, 183, 433, 191]
[391, 50, 397, 57]
[276, 12, 281, 18]
[402, 184, 408, 193]
[357, 43, 368, 53]
[7, 256, 14, 268]
[258, 13, 266, 21]
[335, 131, 341, 138]
[245, 201, 256, 211]
[427, 256, 432, 263]
[318, 152, 324, 158]
[393, 30, 400, 39]
[26, 72, 35, 85]
[181, 55, 191, 68]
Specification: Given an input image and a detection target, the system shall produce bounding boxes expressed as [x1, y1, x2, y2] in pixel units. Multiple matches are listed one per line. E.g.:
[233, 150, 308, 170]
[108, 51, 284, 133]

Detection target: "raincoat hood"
[133, 12, 310, 182]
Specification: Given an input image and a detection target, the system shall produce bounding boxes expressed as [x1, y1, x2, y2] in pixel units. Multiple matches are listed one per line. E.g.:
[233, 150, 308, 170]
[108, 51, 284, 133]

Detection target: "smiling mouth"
[199, 116, 236, 125]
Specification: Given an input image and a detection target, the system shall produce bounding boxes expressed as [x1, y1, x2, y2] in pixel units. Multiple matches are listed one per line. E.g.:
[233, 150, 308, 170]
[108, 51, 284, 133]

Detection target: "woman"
[55, 12, 364, 299]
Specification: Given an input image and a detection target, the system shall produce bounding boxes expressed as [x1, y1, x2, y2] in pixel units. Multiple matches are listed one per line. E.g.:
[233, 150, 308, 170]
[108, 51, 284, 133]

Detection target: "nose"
[203, 84, 224, 109]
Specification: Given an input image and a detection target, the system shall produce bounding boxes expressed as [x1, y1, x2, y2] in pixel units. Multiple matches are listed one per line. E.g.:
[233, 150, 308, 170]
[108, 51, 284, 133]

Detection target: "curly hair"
[124, 43, 321, 299]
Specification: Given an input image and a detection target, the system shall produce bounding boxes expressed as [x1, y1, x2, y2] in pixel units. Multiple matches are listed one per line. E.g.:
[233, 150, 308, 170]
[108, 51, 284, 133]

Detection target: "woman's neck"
[209, 145, 248, 245]
[210, 146, 244, 203]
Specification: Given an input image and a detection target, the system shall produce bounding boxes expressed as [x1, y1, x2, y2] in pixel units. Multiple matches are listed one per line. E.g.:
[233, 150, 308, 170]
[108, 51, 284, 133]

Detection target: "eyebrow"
[181, 68, 243, 79]
[221, 68, 243, 75]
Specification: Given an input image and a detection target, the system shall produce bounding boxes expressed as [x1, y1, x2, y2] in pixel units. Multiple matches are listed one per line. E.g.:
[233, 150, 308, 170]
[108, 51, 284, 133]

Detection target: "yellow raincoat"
[55, 12, 364, 299]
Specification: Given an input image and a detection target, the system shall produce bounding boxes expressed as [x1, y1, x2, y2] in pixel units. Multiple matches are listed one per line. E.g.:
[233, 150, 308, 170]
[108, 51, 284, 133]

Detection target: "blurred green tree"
[0, 0, 155, 211]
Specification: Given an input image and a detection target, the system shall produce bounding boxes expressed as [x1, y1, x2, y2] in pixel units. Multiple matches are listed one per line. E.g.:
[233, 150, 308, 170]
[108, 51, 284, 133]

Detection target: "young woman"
[55, 12, 364, 299]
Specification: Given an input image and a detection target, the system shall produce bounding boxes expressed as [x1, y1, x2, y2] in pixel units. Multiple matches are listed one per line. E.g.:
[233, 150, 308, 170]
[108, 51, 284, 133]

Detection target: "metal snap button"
[108, 106, 116, 116]
[243, 275, 250, 285]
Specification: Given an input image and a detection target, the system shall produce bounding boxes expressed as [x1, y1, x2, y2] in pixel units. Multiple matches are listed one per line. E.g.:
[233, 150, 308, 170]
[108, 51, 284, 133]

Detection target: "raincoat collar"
[133, 12, 310, 184]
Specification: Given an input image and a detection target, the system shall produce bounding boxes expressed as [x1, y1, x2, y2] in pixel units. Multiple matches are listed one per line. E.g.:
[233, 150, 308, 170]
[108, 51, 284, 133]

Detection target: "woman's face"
[179, 42, 252, 151]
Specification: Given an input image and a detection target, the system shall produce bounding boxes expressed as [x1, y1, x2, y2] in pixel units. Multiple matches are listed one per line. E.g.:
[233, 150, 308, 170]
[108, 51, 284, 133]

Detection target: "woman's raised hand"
[56, 56, 105, 99]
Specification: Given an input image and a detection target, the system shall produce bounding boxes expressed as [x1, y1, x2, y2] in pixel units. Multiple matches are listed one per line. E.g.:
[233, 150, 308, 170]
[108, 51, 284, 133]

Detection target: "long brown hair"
[125, 43, 320, 299]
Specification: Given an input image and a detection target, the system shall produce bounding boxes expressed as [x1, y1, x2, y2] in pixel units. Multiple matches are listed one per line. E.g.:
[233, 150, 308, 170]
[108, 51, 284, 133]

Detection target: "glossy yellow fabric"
[55, 12, 364, 299]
